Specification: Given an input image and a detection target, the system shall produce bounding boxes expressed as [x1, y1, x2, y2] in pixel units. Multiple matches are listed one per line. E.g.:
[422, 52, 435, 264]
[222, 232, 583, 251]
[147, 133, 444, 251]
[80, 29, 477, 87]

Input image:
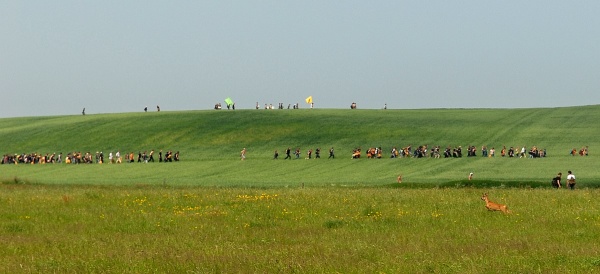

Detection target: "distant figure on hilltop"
[82, 108, 85, 115]
[350, 102, 357, 109]
[157, 105, 160, 112]
[144, 106, 148, 112]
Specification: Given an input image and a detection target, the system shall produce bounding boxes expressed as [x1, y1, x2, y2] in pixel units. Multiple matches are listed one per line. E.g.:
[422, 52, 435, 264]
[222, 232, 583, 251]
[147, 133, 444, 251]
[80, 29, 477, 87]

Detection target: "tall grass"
[1, 184, 598, 273]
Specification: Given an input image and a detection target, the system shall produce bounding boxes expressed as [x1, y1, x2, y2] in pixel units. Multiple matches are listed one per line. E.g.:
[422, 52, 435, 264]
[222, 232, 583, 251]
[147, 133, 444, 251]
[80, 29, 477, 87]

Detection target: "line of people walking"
[274, 147, 335, 160]
[1, 150, 180, 165]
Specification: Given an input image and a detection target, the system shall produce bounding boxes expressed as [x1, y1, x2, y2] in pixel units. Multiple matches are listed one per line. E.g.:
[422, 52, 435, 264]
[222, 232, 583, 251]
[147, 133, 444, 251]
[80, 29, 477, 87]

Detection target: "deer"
[481, 193, 510, 214]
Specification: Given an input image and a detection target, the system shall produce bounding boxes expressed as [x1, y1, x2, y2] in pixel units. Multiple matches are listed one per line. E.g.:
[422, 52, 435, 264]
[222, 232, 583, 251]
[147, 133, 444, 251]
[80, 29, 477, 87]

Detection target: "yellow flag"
[305, 96, 313, 104]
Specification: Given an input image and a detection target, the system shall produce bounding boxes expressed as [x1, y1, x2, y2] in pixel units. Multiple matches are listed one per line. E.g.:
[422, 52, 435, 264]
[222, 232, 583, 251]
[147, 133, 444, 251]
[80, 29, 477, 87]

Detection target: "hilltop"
[1, 106, 598, 186]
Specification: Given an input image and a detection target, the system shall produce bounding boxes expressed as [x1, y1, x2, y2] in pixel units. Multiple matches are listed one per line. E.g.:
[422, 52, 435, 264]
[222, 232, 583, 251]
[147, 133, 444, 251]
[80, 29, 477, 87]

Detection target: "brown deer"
[481, 193, 510, 214]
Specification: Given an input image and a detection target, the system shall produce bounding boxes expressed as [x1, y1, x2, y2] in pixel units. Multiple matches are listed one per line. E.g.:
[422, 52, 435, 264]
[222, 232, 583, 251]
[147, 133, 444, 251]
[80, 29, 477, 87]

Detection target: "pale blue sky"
[2, 1, 599, 117]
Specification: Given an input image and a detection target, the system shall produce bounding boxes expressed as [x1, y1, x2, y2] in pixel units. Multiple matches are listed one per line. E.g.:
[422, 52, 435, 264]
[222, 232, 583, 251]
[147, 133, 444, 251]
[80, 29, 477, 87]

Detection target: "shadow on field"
[0, 176, 36, 185]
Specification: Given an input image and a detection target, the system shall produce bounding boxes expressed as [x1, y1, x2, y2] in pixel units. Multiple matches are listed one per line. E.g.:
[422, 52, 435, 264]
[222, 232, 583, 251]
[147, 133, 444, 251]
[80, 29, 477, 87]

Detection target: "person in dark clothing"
[328, 147, 335, 159]
[284, 148, 291, 159]
[148, 150, 155, 162]
[552, 172, 562, 188]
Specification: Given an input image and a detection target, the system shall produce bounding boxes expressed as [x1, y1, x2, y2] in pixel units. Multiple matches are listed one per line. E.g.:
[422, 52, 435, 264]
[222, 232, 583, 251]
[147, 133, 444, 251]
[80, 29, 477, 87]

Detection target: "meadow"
[1, 106, 599, 272]
[1, 185, 599, 273]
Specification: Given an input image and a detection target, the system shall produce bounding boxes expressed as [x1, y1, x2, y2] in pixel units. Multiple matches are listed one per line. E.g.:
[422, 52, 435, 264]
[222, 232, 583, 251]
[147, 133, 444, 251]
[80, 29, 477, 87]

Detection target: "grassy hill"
[1, 106, 599, 187]
[2, 106, 600, 273]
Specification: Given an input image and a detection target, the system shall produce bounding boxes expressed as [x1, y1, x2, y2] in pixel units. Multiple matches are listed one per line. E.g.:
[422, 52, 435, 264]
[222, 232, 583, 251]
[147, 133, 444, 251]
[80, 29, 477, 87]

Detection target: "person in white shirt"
[566, 170, 576, 190]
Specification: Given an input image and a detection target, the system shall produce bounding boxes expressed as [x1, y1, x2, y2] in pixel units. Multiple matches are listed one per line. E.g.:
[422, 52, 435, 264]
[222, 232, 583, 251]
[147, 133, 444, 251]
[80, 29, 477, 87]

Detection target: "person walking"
[240, 148, 246, 160]
[567, 170, 576, 190]
[552, 172, 562, 188]
[328, 147, 335, 159]
[148, 150, 155, 162]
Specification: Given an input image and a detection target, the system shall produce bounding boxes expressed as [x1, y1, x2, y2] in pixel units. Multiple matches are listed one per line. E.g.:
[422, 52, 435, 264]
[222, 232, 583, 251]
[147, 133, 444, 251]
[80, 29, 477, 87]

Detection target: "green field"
[1, 106, 599, 272]
[1, 106, 598, 186]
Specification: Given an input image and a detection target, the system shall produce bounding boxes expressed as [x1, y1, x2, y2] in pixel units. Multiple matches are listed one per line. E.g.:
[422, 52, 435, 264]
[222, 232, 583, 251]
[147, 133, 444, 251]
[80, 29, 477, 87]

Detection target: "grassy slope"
[0, 106, 598, 186]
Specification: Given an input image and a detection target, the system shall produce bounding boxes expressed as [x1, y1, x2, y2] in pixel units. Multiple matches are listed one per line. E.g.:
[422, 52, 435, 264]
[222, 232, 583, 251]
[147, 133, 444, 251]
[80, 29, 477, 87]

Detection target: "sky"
[1, 1, 600, 118]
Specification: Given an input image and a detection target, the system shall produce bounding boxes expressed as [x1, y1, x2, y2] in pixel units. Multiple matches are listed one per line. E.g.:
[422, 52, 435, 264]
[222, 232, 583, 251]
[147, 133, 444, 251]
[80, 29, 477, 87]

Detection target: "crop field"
[1, 106, 599, 272]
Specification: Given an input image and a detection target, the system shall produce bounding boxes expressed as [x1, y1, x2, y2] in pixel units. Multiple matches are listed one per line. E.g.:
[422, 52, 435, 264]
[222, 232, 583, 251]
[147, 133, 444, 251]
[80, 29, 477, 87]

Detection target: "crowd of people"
[252, 102, 307, 110]
[215, 103, 235, 110]
[1, 150, 180, 165]
[273, 147, 335, 160]
[3, 144, 589, 164]
[571, 146, 589, 156]
[267, 145, 590, 160]
[345, 145, 551, 159]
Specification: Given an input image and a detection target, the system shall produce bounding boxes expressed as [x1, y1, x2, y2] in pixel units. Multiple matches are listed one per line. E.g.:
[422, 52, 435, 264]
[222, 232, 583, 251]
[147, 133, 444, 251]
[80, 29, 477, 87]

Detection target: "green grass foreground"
[1, 185, 599, 273]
